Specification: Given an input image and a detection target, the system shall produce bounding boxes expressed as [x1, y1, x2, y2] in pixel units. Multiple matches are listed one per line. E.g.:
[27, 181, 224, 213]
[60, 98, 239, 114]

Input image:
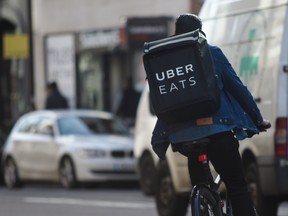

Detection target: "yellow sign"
[3, 34, 29, 59]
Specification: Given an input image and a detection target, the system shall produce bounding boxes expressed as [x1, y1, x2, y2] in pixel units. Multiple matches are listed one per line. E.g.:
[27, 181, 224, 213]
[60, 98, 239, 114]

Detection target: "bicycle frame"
[186, 140, 233, 216]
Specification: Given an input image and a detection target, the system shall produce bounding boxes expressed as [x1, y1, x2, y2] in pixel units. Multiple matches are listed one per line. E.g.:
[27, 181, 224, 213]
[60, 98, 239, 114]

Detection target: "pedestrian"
[151, 13, 270, 216]
[45, 82, 69, 109]
[116, 77, 141, 127]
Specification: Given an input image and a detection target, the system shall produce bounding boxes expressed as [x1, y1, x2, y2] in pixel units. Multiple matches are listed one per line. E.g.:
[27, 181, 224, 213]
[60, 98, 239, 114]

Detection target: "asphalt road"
[0, 182, 158, 216]
[0, 182, 287, 216]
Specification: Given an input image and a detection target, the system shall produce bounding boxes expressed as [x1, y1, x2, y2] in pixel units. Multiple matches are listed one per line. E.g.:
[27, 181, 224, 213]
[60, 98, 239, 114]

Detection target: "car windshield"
[57, 117, 92, 135]
[57, 116, 130, 136]
[80, 116, 130, 135]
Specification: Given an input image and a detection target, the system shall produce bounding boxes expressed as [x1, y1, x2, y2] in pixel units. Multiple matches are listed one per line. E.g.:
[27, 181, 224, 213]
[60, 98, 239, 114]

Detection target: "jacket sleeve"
[151, 119, 170, 160]
[213, 47, 263, 126]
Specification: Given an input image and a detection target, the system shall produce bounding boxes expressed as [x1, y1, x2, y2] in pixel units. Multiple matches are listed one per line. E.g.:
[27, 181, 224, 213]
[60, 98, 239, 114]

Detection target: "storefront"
[74, 17, 174, 116]
[75, 28, 127, 112]
[44, 17, 174, 120]
[45, 28, 127, 112]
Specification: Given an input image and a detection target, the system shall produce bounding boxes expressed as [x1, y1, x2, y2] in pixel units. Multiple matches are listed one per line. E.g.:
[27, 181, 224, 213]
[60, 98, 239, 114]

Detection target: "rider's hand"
[257, 119, 271, 131]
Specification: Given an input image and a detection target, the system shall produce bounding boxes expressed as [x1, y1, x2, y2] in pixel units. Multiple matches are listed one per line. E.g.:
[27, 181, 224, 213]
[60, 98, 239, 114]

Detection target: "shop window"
[77, 52, 104, 110]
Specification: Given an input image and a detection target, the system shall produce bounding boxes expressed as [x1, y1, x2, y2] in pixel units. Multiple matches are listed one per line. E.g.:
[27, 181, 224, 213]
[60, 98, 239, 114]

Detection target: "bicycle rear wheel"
[191, 187, 223, 216]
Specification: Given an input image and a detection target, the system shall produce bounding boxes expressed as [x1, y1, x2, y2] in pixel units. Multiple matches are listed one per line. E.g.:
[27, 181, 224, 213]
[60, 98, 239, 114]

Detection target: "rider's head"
[175, 13, 202, 35]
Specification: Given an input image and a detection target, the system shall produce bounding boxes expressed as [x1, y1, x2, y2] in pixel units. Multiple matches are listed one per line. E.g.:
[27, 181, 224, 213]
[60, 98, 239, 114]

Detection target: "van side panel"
[273, 4, 288, 195]
[200, 0, 288, 19]
[202, 4, 286, 120]
[278, 5, 288, 117]
[200, 1, 288, 196]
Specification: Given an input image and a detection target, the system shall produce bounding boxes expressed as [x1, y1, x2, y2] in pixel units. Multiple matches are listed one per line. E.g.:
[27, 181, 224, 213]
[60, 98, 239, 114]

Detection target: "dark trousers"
[177, 131, 257, 216]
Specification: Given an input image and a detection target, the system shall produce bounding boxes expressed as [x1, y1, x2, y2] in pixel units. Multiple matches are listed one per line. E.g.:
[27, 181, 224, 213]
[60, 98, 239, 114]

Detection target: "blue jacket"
[151, 45, 264, 159]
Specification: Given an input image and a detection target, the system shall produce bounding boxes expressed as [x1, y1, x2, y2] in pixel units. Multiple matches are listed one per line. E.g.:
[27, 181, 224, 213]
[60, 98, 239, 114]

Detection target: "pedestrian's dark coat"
[45, 89, 68, 109]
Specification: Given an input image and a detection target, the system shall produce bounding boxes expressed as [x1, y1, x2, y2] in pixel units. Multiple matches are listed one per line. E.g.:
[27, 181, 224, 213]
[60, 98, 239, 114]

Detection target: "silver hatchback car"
[2, 110, 138, 189]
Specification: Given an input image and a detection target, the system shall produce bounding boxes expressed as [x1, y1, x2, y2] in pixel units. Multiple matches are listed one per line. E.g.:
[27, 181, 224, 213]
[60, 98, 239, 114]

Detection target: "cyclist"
[151, 14, 270, 216]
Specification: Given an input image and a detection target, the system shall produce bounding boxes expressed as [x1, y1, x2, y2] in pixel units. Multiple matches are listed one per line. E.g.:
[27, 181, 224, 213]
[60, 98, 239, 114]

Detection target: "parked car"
[1, 110, 138, 189]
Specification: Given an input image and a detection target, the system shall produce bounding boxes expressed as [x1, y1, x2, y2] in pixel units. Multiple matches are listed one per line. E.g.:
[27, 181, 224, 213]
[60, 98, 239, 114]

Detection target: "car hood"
[58, 134, 134, 150]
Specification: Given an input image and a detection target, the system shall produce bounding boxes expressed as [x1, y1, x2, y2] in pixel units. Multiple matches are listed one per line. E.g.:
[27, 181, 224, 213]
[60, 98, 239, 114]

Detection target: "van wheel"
[59, 157, 77, 189]
[4, 157, 22, 189]
[155, 159, 189, 216]
[245, 163, 279, 216]
[139, 153, 156, 196]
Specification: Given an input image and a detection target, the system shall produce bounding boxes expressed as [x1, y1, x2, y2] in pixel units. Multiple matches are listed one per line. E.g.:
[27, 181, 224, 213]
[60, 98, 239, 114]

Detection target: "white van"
[134, 1, 288, 216]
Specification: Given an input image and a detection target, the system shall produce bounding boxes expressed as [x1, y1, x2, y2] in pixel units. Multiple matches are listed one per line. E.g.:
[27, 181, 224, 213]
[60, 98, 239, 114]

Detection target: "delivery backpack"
[143, 29, 220, 124]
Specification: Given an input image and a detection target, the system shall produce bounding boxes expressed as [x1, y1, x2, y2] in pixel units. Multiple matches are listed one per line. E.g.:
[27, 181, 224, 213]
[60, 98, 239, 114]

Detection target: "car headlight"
[77, 149, 106, 158]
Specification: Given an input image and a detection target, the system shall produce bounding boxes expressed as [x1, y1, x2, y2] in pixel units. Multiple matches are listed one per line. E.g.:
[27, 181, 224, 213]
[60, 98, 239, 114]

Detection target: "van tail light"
[274, 117, 288, 156]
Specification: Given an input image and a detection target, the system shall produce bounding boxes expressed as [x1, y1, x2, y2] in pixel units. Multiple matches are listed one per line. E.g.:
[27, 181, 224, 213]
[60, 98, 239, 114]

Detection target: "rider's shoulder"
[209, 45, 230, 64]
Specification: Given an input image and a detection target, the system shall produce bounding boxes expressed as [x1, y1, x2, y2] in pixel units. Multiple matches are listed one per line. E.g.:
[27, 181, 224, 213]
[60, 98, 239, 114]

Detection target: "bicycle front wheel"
[191, 187, 223, 216]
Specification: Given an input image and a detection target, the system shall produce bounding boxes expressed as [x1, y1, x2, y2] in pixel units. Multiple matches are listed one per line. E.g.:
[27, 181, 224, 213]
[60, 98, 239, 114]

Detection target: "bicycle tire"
[191, 186, 223, 216]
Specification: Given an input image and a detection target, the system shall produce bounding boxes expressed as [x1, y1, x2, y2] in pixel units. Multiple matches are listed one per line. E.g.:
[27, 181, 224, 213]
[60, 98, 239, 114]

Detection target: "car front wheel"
[59, 156, 77, 189]
[4, 157, 21, 189]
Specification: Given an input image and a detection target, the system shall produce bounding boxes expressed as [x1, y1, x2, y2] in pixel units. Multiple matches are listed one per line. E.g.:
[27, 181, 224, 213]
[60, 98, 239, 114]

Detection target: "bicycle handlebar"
[257, 122, 271, 132]
[245, 121, 271, 138]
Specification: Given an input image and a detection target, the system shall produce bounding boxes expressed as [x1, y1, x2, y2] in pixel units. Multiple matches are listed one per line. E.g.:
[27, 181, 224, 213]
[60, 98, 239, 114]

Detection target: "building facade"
[1, 0, 205, 137]
[0, 0, 33, 136]
[32, 0, 191, 112]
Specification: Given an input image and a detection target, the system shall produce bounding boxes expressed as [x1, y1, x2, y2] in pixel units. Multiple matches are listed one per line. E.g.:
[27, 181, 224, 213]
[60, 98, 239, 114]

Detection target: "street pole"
[27, 0, 34, 109]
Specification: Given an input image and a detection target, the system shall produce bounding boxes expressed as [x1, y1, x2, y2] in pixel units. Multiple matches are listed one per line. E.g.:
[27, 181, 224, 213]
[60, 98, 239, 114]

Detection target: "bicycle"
[180, 138, 232, 216]
[182, 124, 271, 216]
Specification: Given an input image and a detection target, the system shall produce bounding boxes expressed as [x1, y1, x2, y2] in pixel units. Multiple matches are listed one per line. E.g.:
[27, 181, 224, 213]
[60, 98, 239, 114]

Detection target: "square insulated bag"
[143, 29, 220, 124]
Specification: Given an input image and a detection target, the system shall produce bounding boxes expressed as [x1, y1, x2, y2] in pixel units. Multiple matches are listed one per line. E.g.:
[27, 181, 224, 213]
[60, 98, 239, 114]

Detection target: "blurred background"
[1, 1, 288, 216]
[0, 1, 203, 216]
[0, 0, 203, 139]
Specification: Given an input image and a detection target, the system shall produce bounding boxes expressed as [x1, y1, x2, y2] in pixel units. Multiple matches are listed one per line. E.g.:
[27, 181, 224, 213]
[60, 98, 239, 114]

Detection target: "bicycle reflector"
[198, 154, 207, 161]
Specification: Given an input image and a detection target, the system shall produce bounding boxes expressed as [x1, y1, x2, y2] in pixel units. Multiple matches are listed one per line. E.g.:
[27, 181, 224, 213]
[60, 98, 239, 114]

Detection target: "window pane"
[18, 117, 39, 133]
[80, 117, 129, 135]
[77, 52, 103, 110]
[35, 117, 54, 135]
[57, 117, 91, 135]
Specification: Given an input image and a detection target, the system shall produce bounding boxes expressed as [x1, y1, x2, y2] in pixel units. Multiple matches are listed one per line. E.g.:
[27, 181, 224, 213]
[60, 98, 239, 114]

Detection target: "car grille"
[111, 150, 133, 158]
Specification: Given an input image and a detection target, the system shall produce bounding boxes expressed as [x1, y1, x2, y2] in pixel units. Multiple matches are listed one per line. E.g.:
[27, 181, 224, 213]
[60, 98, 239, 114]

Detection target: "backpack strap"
[144, 29, 201, 54]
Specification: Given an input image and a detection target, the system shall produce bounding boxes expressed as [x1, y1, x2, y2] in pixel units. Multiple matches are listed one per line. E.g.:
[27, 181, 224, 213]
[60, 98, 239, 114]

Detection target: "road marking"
[23, 197, 155, 209]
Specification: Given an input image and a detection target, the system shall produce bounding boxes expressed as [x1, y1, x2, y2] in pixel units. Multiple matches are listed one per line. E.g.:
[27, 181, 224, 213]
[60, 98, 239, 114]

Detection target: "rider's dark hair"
[175, 14, 202, 35]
